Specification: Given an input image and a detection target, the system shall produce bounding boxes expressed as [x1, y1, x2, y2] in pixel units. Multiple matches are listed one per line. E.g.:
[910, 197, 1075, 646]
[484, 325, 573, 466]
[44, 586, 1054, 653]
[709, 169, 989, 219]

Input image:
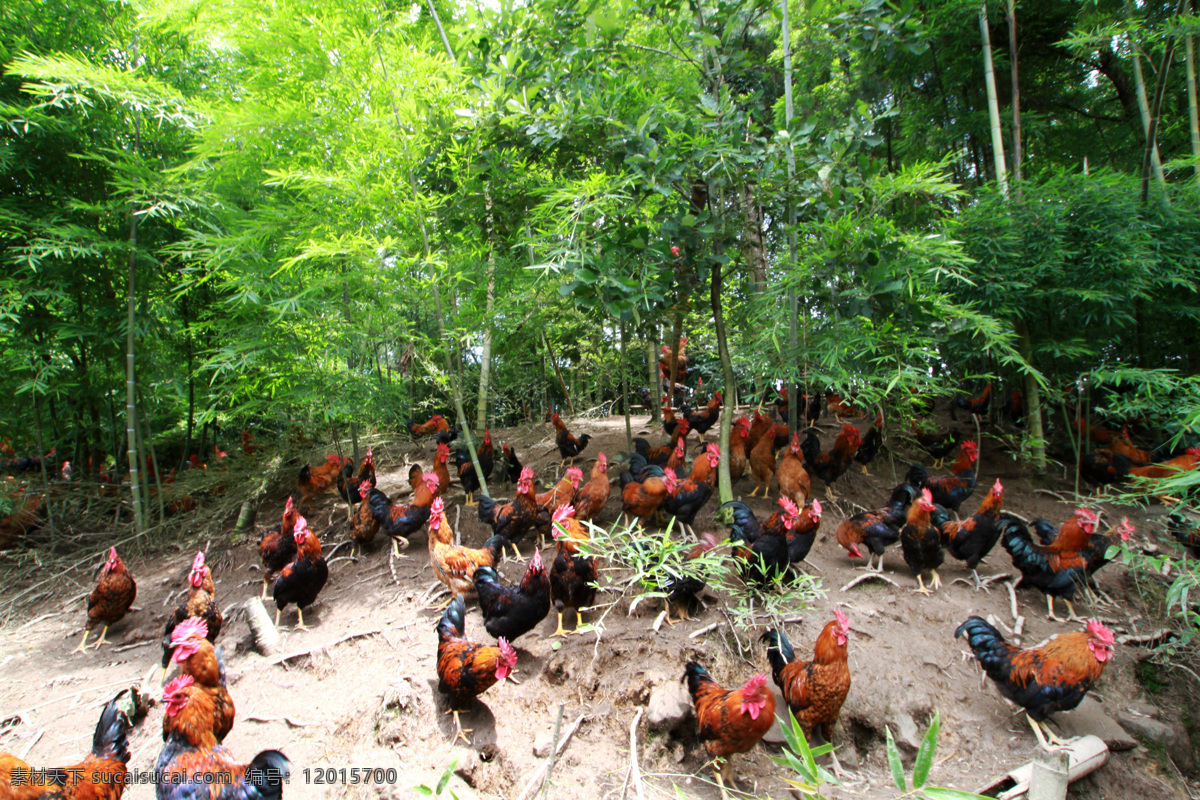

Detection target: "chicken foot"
[1027, 714, 1070, 751]
[447, 708, 473, 746]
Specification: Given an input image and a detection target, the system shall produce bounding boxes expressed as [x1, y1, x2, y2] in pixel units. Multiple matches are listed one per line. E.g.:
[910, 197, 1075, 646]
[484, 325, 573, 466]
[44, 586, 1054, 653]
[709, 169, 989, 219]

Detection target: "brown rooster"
[437, 595, 518, 744]
[429, 497, 506, 601]
[296, 453, 347, 512]
[685, 662, 775, 796]
[776, 432, 812, 505]
[572, 453, 611, 522]
[763, 612, 851, 743]
[77, 547, 136, 653]
[161, 551, 222, 679]
[166, 618, 235, 743]
[257, 496, 300, 599]
[477, 466, 540, 560]
[748, 418, 777, 498]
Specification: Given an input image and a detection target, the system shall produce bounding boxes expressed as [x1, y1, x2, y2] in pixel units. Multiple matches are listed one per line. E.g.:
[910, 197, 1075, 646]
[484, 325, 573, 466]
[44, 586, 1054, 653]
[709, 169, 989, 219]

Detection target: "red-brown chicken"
[619, 465, 671, 526]
[167, 618, 235, 743]
[336, 446, 376, 519]
[905, 440, 979, 513]
[802, 425, 862, 500]
[763, 611, 851, 742]
[407, 413, 451, 437]
[0, 692, 132, 799]
[748, 419, 777, 499]
[549, 505, 599, 636]
[157, 676, 289, 800]
[689, 443, 721, 488]
[77, 547, 136, 653]
[950, 382, 992, 421]
[957, 616, 1114, 750]
[272, 516, 328, 630]
[901, 488, 945, 595]
[257, 496, 300, 599]
[161, 551, 222, 677]
[940, 478, 1006, 590]
[0, 489, 44, 549]
[537, 467, 582, 517]
[428, 497, 506, 600]
[1000, 508, 1098, 622]
[550, 413, 591, 466]
[296, 453, 347, 512]
[776, 433, 812, 506]
[432, 443, 452, 500]
[836, 484, 916, 571]
[478, 466, 540, 560]
[685, 662, 775, 794]
[359, 472, 440, 557]
[437, 595, 518, 744]
[571, 453, 611, 522]
[729, 417, 752, 482]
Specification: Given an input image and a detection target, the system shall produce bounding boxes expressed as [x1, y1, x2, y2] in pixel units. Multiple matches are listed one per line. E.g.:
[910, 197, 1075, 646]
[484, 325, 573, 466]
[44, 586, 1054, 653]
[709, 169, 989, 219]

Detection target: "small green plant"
[769, 707, 841, 798]
[884, 712, 988, 800]
[415, 758, 459, 799]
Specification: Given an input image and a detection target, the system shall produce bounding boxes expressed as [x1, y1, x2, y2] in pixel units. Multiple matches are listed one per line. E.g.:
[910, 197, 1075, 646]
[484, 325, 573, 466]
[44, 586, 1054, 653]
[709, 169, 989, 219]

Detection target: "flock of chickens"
[2, 376, 1194, 799]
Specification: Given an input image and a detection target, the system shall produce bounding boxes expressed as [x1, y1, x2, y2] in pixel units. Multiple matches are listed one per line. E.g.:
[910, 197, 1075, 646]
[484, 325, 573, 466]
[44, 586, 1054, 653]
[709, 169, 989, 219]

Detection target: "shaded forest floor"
[2, 411, 1200, 799]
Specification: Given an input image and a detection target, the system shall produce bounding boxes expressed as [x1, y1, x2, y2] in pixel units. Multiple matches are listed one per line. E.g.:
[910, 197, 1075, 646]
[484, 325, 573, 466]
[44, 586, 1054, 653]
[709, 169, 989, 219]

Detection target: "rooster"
[956, 616, 1114, 750]
[905, 440, 979, 513]
[1168, 511, 1200, 558]
[901, 488, 945, 595]
[776, 433, 812, 505]
[361, 472, 440, 557]
[428, 497, 506, 601]
[728, 417, 752, 483]
[619, 462, 672, 528]
[77, 547, 136, 653]
[684, 662, 775, 796]
[437, 595, 518, 744]
[336, 446, 376, 520]
[0, 692, 132, 799]
[549, 505, 599, 635]
[157, 676, 290, 800]
[747, 418, 777, 498]
[537, 467, 582, 520]
[725, 498, 796, 585]
[296, 453, 347, 513]
[432, 443, 451, 500]
[950, 382, 992, 421]
[455, 428, 494, 506]
[836, 484, 917, 571]
[406, 413, 450, 437]
[854, 413, 884, 475]
[474, 548, 551, 642]
[272, 515, 328, 631]
[940, 478, 1006, 590]
[499, 443, 523, 487]
[257, 497, 300, 599]
[571, 453, 611, 522]
[786, 499, 823, 565]
[682, 391, 722, 441]
[161, 552, 222, 678]
[911, 421, 963, 469]
[478, 466, 540, 560]
[661, 470, 712, 539]
[763, 612, 851, 742]
[550, 412, 591, 466]
[1001, 508, 1098, 622]
[167, 618, 235, 743]
[802, 425, 863, 500]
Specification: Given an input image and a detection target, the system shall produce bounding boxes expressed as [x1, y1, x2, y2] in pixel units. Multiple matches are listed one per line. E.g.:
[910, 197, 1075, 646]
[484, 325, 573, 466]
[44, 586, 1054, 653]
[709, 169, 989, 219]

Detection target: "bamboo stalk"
[979, 3, 1009, 197]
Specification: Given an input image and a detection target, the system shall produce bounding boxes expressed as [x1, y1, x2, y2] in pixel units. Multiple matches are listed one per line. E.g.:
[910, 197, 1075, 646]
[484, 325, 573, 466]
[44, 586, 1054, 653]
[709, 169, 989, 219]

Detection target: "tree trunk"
[621, 320, 633, 453]
[1007, 0, 1023, 193]
[1142, 27, 1177, 203]
[783, 0, 799, 435]
[710, 202, 736, 509]
[1187, 1, 1200, 179]
[980, 3, 1009, 196]
[1016, 322, 1046, 477]
[666, 307, 683, 407]
[124, 76, 144, 533]
[646, 332, 661, 421]
[542, 331, 573, 415]
[1129, 19, 1167, 186]
[476, 193, 496, 431]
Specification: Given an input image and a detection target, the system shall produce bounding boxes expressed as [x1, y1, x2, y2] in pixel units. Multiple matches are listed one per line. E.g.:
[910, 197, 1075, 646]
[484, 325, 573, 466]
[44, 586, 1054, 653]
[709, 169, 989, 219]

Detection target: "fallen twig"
[651, 609, 667, 633]
[111, 640, 153, 653]
[1004, 578, 1019, 623]
[244, 714, 318, 727]
[17, 730, 43, 761]
[688, 622, 722, 639]
[269, 629, 381, 665]
[840, 572, 898, 592]
[1118, 629, 1177, 648]
[628, 708, 645, 800]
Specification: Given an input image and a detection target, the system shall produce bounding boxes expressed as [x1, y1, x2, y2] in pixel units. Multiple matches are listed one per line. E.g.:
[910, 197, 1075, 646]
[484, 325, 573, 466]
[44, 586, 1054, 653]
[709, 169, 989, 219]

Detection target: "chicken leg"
[294, 608, 309, 632]
[74, 629, 93, 654]
[261, 577, 271, 600]
[91, 625, 112, 649]
[572, 609, 586, 633]
[914, 575, 933, 596]
[1027, 714, 1069, 751]
[447, 709, 473, 745]
[552, 610, 568, 638]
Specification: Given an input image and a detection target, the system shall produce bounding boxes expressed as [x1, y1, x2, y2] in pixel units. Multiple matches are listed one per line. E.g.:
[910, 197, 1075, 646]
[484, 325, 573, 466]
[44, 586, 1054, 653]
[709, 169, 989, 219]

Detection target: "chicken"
[939, 478, 1006, 590]
[76, 547, 136, 653]
[1078, 449, 1132, 488]
[499, 443, 523, 486]
[0, 692, 131, 799]
[725, 498, 796, 585]
[659, 336, 690, 382]
[729, 417, 751, 483]
[1000, 508, 1098, 622]
[427, 496, 505, 597]
[656, 532, 721, 623]
[240, 429, 265, 456]
[662, 402, 681, 438]
[474, 547, 551, 642]
[684, 662, 775, 796]
[664, 437, 688, 479]
[257, 497, 300, 599]
[336, 446, 376, 519]
[407, 413, 451, 437]
[537, 467, 582, 518]
[455, 428, 494, 506]
[1075, 417, 1120, 447]
[911, 421, 963, 468]
[550, 412, 591, 466]
[905, 440, 979, 513]
[272, 515, 328, 631]
[549, 505, 599, 635]
[0, 490, 44, 549]
[825, 391, 865, 421]
[1127, 447, 1200, 498]
[901, 488, 945, 595]
[161, 552, 223, 677]
[762, 612, 851, 742]
[747, 418, 777, 498]
[854, 413, 884, 475]
[167, 619, 235, 743]
[659, 470, 711, 538]
[681, 392, 722, 441]
[157, 676, 290, 800]
[690, 443, 721, 488]
[950, 382, 992, 420]
[802, 425, 863, 499]
[786, 499, 823, 565]
[432, 443, 451, 500]
[633, 419, 689, 466]
[572, 453, 611, 522]
[956, 615, 1114, 750]
[776, 433, 812, 505]
[477, 466, 540, 560]
[436, 595, 518, 744]
[363, 472, 440, 557]
[619, 465, 671, 527]
[836, 483, 917, 571]
[296, 453, 347, 513]
[744, 410, 774, 452]
[1168, 511, 1200, 558]
[1110, 429, 1152, 467]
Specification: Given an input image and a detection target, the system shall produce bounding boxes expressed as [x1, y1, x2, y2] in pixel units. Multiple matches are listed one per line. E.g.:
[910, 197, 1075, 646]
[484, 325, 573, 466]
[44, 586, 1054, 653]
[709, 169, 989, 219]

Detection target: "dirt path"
[1, 413, 1195, 799]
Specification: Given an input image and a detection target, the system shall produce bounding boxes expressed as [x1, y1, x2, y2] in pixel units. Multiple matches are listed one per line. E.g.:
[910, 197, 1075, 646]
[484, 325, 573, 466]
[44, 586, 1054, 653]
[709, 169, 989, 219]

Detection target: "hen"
[939, 478, 1006, 590]
[725, 498, 796, 585]
[728, 416, 752, 482]
[747, 418, 777, 498]
[681, 391, 722, 441]
[684, 662, 775, 795]
[905, 440, 978, 513]
[550, 413, 591, 466]
[571, 453, 611, 522]
[619, 465, 671, 527]
[77, 547, 136, 653]
[167, 618, 235, 743]
[272, 515, 328, 630]
[257, 497, 300, 598]
[762, 611, 851, 742]
[455, 428, 494, 506]
[1000, 508, 1098, 622]
[296, 453, 347, 513]
[478, 466, 540, 560]
[161, 552, 223, 677]
[549, 505, 599, 635]
[901, 488, 945, 595]
[432, 443, 452, 500]
[474, 548, 551, 642]
[836, 483, 917, 571]
[537, 467, 582, 520]
[776, 433, 812, 505]
[436, 595, 518, 744]
[661, 470, 712, 539]
[362, 472, 440, 557]
[0, 692, 131, 800]
[336, 446, 376, 520]
[956, 615, 1114, 750]
[427, 497, 506, 600]
[802, 425, 863, 499]
[689, 443, 721, 488]
[157, 676, 290, 800]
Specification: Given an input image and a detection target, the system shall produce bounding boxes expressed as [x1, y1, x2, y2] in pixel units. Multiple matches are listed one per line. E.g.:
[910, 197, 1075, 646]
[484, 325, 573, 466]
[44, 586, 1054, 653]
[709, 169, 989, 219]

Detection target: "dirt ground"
[2, 410, 1199, 800]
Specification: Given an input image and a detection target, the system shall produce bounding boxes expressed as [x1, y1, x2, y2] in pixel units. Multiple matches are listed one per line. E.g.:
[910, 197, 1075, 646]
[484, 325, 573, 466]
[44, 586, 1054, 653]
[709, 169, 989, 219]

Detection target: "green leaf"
[921, 787, 992, 800]
[886, 727, 906, 792]
[913, 712, 939, 788]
